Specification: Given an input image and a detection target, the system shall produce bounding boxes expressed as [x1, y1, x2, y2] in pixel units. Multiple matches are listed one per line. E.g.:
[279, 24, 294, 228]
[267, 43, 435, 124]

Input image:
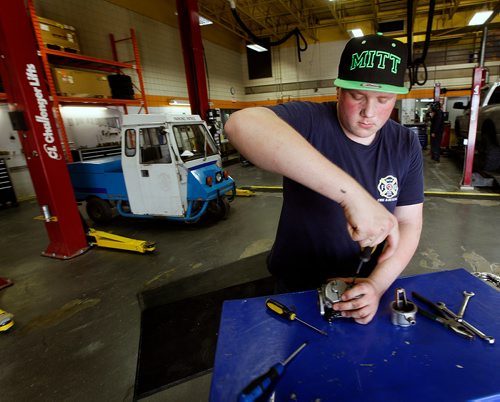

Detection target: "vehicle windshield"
[489, 86, 500, 105]
[172, 124, 218, 161]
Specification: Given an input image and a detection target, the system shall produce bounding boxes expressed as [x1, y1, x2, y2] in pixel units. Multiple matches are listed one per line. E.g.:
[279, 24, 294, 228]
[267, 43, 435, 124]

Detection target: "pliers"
[411, 291, 475, 340]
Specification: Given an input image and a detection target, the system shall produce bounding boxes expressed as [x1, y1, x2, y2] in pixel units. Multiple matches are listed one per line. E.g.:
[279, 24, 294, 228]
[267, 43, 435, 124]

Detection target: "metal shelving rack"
[27, 0, 149, 162]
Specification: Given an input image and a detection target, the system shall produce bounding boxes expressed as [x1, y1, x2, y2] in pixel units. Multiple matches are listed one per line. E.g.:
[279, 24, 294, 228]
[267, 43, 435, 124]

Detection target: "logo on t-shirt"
[377, 175, 398, 202]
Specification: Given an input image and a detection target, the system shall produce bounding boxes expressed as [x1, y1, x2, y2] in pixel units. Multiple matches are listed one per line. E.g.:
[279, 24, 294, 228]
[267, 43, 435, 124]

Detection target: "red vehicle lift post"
[461, 67, 485, 189]
[0, 0, 89, 259]
[176, 0, 210, 120]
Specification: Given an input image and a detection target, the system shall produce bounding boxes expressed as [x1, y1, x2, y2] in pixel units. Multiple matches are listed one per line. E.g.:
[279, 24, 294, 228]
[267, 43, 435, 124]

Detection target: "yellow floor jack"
[35, 213, 156, 254]
[86, 228, 156, 254]
[0, 308, 14, 332]
[0, 277, 14, 332]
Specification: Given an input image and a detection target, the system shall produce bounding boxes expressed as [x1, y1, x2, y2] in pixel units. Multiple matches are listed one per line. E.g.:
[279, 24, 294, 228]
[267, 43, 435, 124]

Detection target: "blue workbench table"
[210, 269, 500, 402]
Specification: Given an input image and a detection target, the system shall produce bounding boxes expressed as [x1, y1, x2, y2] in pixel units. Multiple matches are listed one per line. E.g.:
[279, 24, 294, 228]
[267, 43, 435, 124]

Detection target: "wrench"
[437, 302, 495, 344]
[457, 291, 475, 319]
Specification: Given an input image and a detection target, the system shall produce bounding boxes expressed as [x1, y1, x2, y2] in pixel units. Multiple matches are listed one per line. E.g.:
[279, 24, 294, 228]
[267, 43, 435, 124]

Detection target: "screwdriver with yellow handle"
[265, 298, 327, 336]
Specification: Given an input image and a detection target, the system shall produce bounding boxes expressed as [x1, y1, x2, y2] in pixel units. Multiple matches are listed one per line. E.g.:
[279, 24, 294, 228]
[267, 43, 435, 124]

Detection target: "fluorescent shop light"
[349, 29, 364, 38]
[468, 11, 493, 26]
[169, 100, 190, 106]
[246, 43, 268, 52]
[199, 16, 213, 26]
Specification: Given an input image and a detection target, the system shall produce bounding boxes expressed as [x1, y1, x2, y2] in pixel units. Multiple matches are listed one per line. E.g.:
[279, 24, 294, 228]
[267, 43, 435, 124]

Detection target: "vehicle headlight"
[215, 172, 223, 183]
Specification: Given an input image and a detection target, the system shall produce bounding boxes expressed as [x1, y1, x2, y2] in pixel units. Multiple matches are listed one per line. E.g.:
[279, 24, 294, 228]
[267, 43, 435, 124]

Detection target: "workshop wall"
[241, 39, 499, 103]
[33, 0, 247, 101]
[30, 0, 500, 105]
[243, 39, 348, 102]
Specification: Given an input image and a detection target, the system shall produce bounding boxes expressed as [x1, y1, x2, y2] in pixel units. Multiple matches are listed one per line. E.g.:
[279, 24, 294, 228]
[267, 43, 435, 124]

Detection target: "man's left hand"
[331, 278, 383, 324]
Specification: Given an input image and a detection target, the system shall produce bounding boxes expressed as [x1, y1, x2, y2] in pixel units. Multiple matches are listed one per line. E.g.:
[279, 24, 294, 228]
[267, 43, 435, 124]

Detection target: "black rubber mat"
[134, 253, 274, 400]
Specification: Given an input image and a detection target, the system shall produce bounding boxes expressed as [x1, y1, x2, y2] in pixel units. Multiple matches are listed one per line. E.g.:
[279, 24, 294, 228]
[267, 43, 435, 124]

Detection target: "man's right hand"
[342, 188, 399, 262]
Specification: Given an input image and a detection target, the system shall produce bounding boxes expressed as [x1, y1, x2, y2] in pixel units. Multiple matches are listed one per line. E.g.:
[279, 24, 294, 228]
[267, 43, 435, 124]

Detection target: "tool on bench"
[457, 291, 475, 319]
[390, 288, 417, 327]
[351, 246, 376, 286]
[266, 299, 327, 336]
[436, 301, 495, 344]
[411, 291, 474, 340]
[413, 291, 495, 344]
[238, 342, 307, 402]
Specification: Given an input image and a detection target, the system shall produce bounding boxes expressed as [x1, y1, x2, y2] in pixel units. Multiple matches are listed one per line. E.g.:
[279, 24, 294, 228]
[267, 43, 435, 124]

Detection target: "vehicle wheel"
[86, 197, 113, 224]
[208, 198, 230, 220]
[478, 123, 500, 171]
[184, 201, 203, 224]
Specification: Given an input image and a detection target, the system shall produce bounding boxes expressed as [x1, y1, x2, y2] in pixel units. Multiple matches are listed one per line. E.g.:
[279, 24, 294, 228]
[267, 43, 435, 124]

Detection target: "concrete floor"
[1, 150, 500, 402]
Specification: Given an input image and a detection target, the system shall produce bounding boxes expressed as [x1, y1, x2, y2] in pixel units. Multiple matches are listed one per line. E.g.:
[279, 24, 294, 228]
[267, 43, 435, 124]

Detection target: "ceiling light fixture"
[199, 16, 213, 26]
[61, 106, 108, 111]
[169, 99, 190, 106]
[349, 29, 364, 38]
[468, 10, 493, 25]
[246, 43, 268, 52]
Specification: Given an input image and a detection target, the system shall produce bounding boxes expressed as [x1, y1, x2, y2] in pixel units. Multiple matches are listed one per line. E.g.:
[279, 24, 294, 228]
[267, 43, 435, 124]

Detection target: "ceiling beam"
[276, 0, 318, 41]
[328, 1, 347, 34]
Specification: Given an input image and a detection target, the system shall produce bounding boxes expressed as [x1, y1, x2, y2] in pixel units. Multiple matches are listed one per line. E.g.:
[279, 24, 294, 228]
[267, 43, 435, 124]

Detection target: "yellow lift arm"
[227, 188, 256, 197]
[87, 228, 156, 254]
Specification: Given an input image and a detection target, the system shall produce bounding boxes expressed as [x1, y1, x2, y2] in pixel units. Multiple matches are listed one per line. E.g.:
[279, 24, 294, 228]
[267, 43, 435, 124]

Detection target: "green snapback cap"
[334, 34, 409, 94]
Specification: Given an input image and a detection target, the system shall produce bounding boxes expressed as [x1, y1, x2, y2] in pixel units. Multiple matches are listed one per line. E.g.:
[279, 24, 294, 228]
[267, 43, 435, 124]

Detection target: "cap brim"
[334, 78, 409, 95]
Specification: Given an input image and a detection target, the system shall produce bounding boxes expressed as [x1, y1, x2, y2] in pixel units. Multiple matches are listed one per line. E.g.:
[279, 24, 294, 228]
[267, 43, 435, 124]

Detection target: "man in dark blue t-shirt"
[225, 34, 424, 324]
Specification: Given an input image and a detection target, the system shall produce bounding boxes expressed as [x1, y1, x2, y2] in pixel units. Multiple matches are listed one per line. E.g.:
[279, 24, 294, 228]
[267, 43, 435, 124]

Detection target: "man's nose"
[361, 99, 377, 117]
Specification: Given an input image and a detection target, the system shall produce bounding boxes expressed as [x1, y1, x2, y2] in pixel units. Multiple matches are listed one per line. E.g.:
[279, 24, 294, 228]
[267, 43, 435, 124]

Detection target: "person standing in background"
[429, 102, 444, 162]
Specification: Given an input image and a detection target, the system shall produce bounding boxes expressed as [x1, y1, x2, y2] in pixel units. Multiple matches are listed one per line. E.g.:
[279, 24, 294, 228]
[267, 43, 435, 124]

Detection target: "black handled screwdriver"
[351, 246, 376, 286]
[266, 298, 327, 336]
[238, 342, 307, 402]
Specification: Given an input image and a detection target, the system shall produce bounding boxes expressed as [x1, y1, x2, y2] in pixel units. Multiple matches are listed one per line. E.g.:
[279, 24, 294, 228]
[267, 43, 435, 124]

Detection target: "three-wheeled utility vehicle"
[67, 113, 235, 223]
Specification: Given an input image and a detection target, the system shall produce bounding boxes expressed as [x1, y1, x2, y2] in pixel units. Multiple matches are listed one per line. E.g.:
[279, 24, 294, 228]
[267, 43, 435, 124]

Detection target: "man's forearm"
[225, 106, 399, 250]
[368, 205, 423, 295]
[225, 107, 366, 205]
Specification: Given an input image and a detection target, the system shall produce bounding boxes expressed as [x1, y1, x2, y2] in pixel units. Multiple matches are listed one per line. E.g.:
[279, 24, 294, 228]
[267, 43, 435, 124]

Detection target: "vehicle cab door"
[122, 125, 184, 216]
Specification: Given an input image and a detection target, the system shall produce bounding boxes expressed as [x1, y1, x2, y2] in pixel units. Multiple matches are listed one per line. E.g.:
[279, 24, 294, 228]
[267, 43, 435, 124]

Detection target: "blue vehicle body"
[68, 156, 128, 201]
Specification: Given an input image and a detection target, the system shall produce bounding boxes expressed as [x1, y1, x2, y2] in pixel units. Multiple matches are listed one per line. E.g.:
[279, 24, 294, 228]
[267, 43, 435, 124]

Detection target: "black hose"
[230, 7, 260, 44]
[230, 7, 308, 62]
[407, 0, 414, 91]
[408, 0, 436, 87]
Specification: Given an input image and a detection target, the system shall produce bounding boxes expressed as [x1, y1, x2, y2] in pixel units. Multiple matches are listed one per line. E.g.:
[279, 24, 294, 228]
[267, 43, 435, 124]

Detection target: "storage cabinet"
[0, 158, 18, 208]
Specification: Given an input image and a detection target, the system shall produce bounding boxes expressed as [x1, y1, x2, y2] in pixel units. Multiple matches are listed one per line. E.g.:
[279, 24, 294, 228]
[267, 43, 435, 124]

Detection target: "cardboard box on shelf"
[52, 68, 112, 98]
[38, 16, 80, 53]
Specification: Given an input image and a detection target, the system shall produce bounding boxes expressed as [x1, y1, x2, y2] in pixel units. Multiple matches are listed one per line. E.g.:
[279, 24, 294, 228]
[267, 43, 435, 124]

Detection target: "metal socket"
[391, 300, 417, 327]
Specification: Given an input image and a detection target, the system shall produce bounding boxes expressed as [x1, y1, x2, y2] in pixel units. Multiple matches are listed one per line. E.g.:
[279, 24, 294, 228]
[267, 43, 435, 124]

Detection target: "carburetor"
[318, 280, 349, 322]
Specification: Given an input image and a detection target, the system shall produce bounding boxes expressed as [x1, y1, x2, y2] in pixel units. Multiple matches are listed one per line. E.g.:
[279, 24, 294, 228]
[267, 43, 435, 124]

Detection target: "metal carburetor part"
[318, 280, 349, 322]
[391, 288, 417, 327]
